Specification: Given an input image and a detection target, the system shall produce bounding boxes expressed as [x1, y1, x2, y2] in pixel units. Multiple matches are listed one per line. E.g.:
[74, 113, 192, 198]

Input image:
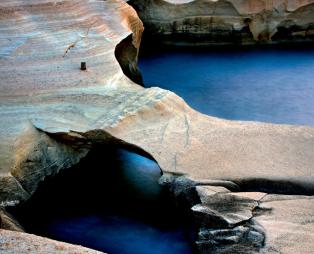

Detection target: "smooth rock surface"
[1, 0, 313, 207]
[0, 229, 104, 254]
[0, 0, 313, 253]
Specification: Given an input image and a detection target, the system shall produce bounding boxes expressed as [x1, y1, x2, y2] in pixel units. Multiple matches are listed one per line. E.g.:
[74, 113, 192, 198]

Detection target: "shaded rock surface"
[0, 209, 24, 232]
[0, 0, 313, 253]
[191, 186, 314, 253]
[130, 0, 314, 45]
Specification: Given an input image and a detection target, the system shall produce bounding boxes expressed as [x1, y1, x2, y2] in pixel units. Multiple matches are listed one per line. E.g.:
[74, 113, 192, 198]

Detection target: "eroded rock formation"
[130, 0, 314, 45]
[160, 174, 314, 253]
[0, 0, 313, 253]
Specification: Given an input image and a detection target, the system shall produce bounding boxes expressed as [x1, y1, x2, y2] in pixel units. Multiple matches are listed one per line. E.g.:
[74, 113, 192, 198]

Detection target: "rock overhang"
[0, 0, 314, 253]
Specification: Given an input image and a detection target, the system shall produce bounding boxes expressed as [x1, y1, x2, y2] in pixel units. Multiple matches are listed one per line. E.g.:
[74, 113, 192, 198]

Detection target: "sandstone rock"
[0, 0, 313, 253]
[130, 0, 314, 45]
[1, 0, 313, 209]
[193, 187, 266, 253]
[193, 187, 314, 253]
[0, 210, 24, 232]
[257, 195, 314, 254]
[0, 0, 145, 207]
[0, 229, 104, 254]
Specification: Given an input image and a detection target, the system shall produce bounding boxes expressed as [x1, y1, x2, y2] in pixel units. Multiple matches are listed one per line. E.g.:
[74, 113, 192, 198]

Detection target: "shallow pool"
[139, 47, 314, 126]
[10, 147, 196, 254]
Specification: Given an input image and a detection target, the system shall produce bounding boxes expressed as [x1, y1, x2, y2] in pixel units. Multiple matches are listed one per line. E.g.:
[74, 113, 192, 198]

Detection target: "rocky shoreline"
[0, 0, 314, 253]
[130, 0, 314, 46]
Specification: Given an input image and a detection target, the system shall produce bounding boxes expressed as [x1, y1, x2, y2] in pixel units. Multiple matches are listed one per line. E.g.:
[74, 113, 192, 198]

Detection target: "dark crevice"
[114, 34, 144, 86]
[232, 178, 314, 196]
[46, 129, 157, 162]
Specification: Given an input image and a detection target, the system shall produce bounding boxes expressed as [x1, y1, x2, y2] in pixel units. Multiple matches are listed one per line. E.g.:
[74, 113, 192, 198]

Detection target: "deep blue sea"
[139, 47, 314, 126]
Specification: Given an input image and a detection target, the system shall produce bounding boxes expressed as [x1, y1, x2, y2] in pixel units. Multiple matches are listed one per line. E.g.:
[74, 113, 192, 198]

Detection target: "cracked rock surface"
[192, 186, 314, 253]
[0, 0, 313, 253]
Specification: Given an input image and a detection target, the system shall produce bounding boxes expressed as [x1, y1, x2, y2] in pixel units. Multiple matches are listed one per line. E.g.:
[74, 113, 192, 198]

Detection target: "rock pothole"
[7, 146, 197, 254]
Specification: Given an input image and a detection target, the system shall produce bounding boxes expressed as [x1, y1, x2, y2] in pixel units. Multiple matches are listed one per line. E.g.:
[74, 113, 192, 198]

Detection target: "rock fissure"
[63, 22, 96, 58]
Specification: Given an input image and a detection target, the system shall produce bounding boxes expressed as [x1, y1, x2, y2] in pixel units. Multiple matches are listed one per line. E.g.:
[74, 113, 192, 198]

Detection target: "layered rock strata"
[130, 0, 314, 45]
[0, 0, 313, 253]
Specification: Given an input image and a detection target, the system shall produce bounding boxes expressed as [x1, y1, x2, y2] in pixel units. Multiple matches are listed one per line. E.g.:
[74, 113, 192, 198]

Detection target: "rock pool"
[10, 147, 196, 254]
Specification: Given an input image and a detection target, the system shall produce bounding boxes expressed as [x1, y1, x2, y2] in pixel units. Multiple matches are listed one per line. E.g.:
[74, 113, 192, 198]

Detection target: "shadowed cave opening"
[139, 44, 314, 127]
[9, 146, 197, 254]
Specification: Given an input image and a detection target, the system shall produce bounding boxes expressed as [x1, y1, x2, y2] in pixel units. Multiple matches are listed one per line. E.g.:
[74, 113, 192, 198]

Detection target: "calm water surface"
[139, 47, 314, 126]
[11, 148, 195, 254]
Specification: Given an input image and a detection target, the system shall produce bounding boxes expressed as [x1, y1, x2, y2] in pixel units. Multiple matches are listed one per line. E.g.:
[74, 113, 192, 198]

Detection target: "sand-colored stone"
[0, 0, 313, 253]
[130, 0, 314, 44]
[2, 0, 313, 206]
[193, 187, 314, 253]
[165, 0, 314, 13]
[0, 229, 104, 254]
[257, 195, 314, 254]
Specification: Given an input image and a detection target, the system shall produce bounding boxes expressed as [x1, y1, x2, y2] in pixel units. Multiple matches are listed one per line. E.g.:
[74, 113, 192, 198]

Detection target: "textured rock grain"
[193, 186, 314, 253]
[130, 0, 314, 45]
[0, 0, 313, 253]
[0, 229, 104, 254]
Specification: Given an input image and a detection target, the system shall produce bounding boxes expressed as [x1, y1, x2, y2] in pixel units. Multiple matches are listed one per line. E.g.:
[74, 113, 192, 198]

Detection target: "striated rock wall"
[129, 0, 314, 45]
[0, 0, 144, 206]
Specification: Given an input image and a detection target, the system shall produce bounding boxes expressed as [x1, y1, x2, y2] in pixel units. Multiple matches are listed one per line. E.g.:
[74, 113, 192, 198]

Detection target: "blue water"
[46, 215, 192, 254]
[11, 148, 195, 254]
[139, 47, 314, 126]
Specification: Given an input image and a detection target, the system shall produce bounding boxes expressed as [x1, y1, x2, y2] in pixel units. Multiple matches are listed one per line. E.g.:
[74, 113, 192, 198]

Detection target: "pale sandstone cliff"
[130, 0, 314, 45]
[0, 0, 313, 253]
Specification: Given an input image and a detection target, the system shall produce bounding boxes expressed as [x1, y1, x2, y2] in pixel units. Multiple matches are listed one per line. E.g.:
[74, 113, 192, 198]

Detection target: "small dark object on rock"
[81, 62, 87, 71]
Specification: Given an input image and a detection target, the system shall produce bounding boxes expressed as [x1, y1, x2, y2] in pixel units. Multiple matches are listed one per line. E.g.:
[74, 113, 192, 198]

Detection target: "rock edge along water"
[130, 0, 314, 46]
[0, 0, 314, 253]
